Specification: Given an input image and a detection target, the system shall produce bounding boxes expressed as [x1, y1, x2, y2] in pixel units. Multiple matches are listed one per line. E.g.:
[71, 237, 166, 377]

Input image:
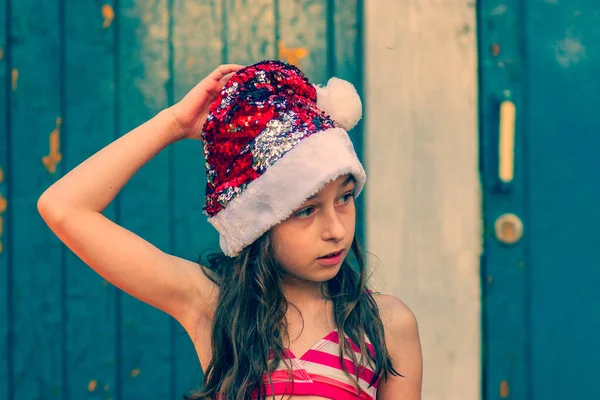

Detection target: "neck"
[281, 276, 327, 305]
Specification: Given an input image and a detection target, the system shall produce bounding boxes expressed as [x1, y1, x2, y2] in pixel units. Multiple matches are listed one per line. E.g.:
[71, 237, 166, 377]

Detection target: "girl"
[38, 60, 422, 399]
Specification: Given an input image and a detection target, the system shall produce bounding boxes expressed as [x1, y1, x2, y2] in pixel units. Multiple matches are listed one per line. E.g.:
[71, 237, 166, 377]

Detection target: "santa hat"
[202, 60, 366, 257]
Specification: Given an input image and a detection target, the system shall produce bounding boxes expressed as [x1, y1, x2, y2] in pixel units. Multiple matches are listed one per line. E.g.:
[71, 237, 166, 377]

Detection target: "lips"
[319, 250, 343, 259]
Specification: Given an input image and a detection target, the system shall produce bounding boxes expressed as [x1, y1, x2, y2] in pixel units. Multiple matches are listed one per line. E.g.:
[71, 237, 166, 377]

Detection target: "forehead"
[307, 174, 355, 200]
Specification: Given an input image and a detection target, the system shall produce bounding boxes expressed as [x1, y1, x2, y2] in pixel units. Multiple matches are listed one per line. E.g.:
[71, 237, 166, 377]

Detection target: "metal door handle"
[498, 100, 516, 184]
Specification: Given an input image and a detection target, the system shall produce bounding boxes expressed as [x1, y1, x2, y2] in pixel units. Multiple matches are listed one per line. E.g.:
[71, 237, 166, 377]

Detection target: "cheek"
[341, 207, 356, 235]
[272, 228, 312, 268]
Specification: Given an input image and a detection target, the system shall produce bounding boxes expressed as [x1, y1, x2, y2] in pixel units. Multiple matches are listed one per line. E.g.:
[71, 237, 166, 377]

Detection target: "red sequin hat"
[202, 60, 366, 256]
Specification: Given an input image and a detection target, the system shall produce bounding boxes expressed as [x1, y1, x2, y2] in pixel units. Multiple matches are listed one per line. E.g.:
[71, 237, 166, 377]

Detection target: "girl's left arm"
[375, 294, 423, 400]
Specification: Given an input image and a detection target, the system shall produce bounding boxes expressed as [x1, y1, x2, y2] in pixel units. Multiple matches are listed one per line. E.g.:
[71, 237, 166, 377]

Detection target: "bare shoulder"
[371, 293, 423, 400]
[372, 293, 418, 335]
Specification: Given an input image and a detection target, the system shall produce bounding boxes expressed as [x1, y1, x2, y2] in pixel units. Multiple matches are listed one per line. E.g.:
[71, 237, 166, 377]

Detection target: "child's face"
[271, 174, 356, 284]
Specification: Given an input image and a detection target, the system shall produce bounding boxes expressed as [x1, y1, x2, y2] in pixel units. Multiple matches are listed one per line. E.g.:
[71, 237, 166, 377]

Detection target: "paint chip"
[88, 380, 97, 392]
[554, 35, 586, 67]
[492, 43, 501, 57]
[131, 368, 140, 377]
[42, 117, 63, 174]
[500, 380, 510, 398]
[186, 56, 195, 69]
[0, 47, 3, 61]
[102, 4, 115, 28]
[0, 167, 4, 183]
[11, 69, 18, 91]
[278, 42, 309, 66]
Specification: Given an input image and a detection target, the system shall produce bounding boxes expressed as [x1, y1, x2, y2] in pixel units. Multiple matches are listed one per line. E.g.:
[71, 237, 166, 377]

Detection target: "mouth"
[318, 249, 344, 259]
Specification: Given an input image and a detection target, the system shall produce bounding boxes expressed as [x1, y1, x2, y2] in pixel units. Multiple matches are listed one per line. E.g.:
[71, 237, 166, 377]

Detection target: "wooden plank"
[0, 0, 9, 395]
[224, 0, 275, 64]
[63, 0, 118, 398]
[117, 0, 172, 397]
[9, 0, 65, 397]
[524, 1, 600, 398]
[332, 0, 365, 239]
[365, 1, 480, 400]
[479, 1, 528, 399]
[170, 0, 223, 396]
[278, 0, 327, 84]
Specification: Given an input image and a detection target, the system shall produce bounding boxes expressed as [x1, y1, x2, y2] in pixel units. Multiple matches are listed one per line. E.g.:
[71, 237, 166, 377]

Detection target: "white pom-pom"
[315, 77, 362, 131]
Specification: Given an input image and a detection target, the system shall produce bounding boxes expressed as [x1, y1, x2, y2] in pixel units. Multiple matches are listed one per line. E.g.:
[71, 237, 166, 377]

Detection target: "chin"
[315, 265, 343, 281]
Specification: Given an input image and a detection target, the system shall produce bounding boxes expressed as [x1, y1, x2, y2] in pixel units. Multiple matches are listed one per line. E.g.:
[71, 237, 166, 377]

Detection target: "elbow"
[37, 191, 67, 226]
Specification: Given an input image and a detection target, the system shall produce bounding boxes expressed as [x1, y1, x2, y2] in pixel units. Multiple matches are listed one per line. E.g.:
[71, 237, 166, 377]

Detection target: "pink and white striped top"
[261, 329, 379, 399]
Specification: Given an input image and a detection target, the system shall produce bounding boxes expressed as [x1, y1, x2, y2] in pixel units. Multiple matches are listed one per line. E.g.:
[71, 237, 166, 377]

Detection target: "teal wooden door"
[480, 1, 600, 399]
[0, 0, 363, 398]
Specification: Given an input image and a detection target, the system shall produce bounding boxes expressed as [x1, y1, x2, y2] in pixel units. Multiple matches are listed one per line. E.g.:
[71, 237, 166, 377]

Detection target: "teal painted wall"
[0, 0, 363, 398]
[480, 1, 600, 399]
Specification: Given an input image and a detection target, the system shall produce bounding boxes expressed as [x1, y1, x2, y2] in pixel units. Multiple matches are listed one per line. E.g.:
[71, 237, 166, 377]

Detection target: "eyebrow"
[307, 175, 356, 201]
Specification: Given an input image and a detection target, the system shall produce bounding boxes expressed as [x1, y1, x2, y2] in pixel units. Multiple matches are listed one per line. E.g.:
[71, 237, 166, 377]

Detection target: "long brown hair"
[185, 233, 400, 399]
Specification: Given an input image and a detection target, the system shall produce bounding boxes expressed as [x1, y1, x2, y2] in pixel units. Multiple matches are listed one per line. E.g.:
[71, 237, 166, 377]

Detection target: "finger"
[209, 64, 245, 81]
[218, 72, 237, 85]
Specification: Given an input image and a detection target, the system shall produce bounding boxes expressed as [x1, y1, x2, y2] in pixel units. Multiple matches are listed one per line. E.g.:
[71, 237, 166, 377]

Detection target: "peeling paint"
[492, 43, 501, 57]
[42, 117, 63, 174]
[0, 192, 6, 254]
[278, 41, 309, 66]
[133, 1, 170, 110]
[0, 167, 3, 183]
[11, 69, 18, 91]
[554, 33, 586, 68]
[88, 380, 97, 392]
[500, 380, 510, 397]
[102, 4, 115, 29]
[186, 56, 195, 69]
[491, 4, 507, 16]
[0, 47, 3, 61]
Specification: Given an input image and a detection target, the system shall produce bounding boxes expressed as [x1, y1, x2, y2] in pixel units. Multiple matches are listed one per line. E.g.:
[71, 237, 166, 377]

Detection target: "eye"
[295, 206, 315, 218]
[338, 191, 355, 205]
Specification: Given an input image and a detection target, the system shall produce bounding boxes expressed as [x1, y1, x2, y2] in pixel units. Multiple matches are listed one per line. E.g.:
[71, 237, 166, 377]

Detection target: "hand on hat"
[169, 64, 245, 140]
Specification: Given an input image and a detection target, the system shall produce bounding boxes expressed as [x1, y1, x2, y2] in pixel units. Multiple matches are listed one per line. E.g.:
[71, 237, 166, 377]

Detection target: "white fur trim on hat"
[315, 78, 362, 131]
[208, 127, 366, 257]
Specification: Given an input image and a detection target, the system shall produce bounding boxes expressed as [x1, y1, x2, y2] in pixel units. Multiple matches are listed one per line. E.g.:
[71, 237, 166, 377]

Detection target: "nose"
[321, 207, 347, 242]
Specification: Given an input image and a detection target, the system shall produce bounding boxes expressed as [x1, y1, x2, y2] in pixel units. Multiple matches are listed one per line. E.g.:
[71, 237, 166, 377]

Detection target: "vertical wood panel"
[332, 0, 364, 239]
[278, 0, 327, 84]
[225, 0, 276, 64]
[524, 1, 600, 398]
[64, 0, 118, 398]
[117, 0, 172, 397]
[171, 0, 223, 396]
[10, 0, 64, 398]
[365, 2, 480, 400]
[479, 1, 527, 398]
[0, 0, 9, 395]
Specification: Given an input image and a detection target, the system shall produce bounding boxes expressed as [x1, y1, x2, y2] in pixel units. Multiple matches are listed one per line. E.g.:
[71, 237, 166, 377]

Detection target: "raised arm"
[37, 64, 243, 329]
